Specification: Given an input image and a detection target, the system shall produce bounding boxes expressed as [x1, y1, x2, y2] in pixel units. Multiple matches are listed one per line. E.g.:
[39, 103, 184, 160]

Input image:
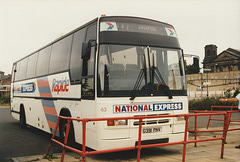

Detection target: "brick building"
[0, 71, 11, 98]
[203, 45, 240, 72]
[187, 45, 240, 98]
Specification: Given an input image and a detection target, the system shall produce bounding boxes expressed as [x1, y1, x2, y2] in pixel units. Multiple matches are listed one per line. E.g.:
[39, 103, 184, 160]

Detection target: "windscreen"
[97, 45, 186, 97]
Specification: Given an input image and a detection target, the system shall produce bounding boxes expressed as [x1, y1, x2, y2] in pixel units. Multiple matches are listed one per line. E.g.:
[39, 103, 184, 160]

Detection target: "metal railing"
[46, 112, 229, 162]
[207, 106, 240, 129]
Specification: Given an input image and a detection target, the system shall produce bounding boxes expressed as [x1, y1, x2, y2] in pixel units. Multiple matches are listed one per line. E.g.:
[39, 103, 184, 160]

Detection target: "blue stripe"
[38, 86, 51, 94]
[41, 100, 55, 108]
[37, 77, 48, 82]
[45, 113, 58, 123]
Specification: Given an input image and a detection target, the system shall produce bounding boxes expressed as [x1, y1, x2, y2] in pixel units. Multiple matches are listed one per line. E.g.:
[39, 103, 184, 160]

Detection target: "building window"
[228, 65, 232, 71]
[219, 66, 223, 72]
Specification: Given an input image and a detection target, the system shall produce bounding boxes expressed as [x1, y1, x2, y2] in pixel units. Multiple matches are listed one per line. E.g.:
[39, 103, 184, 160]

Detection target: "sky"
[1, 0, 240, 74]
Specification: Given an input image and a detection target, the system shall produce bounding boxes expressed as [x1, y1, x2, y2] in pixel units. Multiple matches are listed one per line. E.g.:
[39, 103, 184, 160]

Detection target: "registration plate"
[143, 127, 162, 134]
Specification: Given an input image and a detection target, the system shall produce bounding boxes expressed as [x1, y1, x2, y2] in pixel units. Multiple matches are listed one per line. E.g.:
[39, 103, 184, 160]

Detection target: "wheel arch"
[59, 107, 72, 117]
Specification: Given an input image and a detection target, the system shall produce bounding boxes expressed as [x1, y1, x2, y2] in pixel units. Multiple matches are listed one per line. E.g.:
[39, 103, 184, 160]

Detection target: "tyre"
[59, 112, 75, 145]
[20, 106, 26, 129]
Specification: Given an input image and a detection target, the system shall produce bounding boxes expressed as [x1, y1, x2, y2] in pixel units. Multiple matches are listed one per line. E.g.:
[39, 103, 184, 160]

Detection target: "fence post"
[228, 107, 233, 128]
[221, 112, 228, 159]
[194, 112, 197, 147]
[182, 115, 189, 162]
[137, 117, 143, 162]
[61, 118, 71, 162]
[206, 106, 213, 129]
[45, 116, 60, 156]
[82, 119, 87, 162]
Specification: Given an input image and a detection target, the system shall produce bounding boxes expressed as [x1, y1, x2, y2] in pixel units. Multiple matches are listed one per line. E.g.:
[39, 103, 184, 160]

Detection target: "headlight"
[176, 117, 185, 121]
[107, 120, 128, 126]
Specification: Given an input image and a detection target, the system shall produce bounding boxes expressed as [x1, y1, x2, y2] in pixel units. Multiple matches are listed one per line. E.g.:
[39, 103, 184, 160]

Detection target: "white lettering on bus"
[22, 83, 34, 92]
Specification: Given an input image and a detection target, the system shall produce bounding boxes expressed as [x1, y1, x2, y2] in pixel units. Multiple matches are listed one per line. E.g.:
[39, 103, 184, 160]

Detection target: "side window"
[70, 28, 86, 84]
[86, 24, 97, 42]
[36, 46, 52, 76]
[85, 24, 97, 76]
[49, 35, 73, 73]
[26, 53, 38, 78]
[82, 23, 97, 77]
[14, 62, 20, 81]
[18, 57, 28, 80]
[11, 63, 16, 82]
[81, 23, 97, 99]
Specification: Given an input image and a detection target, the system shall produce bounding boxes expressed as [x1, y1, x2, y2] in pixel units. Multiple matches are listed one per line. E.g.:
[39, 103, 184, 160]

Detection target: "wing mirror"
[82, 40, 96, 60]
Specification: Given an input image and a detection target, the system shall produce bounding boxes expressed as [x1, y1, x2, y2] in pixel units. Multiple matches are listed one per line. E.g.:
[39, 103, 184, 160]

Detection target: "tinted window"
[81, 23, 97, 99]
[86, 23, 97, 41]
[36, 46, 52, 76]
[18, 57, 28, 80]
[84, 23, 97, 76]
[26, 53, 38, 78]
[14, 62, 20, 81]
[70, 29, 86, 83]
[11, 63, 16, 82]
[49, 35, 73, 73]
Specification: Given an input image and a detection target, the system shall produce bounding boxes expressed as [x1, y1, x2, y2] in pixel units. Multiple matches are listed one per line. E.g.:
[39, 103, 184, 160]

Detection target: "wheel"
[59, 113, 75, 145]
[20, 107, 26, 128]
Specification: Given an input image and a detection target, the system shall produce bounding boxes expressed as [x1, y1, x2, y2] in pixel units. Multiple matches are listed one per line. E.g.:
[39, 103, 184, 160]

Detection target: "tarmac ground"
[11, 124, 240, 162]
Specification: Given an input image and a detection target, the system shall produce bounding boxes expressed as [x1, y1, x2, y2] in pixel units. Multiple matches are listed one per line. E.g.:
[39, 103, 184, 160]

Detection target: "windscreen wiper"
[149, 51, 172, 99]
[130, 67, 172, 100]
[130, 47, 173, 100]
[130, 52, 147, 100]
[152, 66, 172, 99]
[130, 68, 147, 100]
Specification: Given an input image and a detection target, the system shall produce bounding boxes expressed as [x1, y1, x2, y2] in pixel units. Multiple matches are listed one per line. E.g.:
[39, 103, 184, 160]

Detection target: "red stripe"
[40, 93, 52, 97]
[47, 120, 59, 130]
[43, 106, 57, 116]
[37, 80, 49, 87]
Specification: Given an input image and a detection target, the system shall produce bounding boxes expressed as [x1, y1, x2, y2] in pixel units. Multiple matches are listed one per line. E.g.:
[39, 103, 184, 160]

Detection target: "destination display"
[100, 21, 177, 37]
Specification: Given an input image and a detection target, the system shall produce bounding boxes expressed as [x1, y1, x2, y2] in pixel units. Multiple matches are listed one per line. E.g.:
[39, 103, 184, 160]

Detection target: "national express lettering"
[113, 102, 183, 113]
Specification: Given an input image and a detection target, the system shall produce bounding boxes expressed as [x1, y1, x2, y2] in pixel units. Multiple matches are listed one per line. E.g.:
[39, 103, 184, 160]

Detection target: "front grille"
[133, 114, 170, 126]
